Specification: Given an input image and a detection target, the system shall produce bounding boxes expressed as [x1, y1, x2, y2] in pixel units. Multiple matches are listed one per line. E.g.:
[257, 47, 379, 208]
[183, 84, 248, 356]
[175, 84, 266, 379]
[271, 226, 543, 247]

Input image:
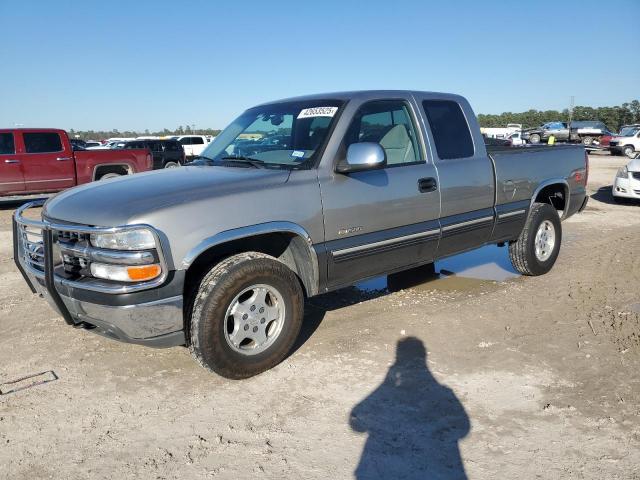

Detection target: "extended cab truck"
[13, 91, 589, 379]
[0, 129, 152, 196]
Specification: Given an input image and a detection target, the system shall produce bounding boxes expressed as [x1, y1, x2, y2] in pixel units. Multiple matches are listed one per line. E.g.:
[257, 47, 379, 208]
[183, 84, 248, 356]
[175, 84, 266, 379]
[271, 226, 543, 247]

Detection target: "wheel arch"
[182, 222, 320, 301]
[531, 179, 570, 219]
[93, 163, 134, 180]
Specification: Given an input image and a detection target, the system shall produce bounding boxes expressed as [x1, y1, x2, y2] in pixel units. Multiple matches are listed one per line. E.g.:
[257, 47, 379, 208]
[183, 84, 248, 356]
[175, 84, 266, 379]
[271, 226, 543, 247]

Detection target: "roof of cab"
[255, 90, 467, 107]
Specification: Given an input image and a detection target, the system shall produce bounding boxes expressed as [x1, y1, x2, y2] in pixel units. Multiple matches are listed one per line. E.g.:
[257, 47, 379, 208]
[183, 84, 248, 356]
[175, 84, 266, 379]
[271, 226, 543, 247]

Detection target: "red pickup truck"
[0, 128, 152, 196]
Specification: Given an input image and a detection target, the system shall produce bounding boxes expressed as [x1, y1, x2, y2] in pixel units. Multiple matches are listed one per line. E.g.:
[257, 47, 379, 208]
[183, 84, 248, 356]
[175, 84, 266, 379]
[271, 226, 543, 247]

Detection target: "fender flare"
[530, 178, 570, 219]
[181, 221, 320, 296]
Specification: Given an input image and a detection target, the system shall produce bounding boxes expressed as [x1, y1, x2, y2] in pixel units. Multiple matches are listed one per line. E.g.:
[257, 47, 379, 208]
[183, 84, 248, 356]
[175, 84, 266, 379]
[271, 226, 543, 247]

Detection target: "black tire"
[529, 133, 541, 144]
[508, 203, 562, 276]
[163, 161, 180, 168]
[189, 252, 304, 379]
[623, 145, 636, 158]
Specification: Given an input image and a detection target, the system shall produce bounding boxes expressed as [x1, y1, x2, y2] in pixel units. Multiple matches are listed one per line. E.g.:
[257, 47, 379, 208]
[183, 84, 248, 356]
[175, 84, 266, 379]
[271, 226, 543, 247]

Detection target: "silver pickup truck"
[14, 90, 589, 378]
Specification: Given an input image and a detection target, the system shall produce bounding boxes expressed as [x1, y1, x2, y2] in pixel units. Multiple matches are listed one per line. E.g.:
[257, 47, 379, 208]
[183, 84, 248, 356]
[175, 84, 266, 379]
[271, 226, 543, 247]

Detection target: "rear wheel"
[509, 203, 562, 276]
[163, 161, 180, 168]
[529, 133, 541, 144]
[189, 252, 304, 379]
[98, 172, 122, 180]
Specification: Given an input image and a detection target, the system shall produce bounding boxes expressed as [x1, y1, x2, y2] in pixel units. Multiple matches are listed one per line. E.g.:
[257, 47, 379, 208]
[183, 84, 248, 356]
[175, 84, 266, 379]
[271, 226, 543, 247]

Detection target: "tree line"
[68, 126, 222, 140]
[477, 100, 640, 132]
[68, 100, 640, 140]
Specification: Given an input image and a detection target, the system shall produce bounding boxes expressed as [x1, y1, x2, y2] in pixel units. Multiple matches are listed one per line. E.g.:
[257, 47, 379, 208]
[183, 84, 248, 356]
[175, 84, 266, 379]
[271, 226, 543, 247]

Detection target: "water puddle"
[356, 245, 519, 294]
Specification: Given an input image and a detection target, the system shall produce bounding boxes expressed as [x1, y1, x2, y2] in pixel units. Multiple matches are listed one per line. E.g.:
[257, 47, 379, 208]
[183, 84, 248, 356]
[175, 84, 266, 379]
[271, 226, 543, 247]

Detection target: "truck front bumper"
[13, 201, 185, 348]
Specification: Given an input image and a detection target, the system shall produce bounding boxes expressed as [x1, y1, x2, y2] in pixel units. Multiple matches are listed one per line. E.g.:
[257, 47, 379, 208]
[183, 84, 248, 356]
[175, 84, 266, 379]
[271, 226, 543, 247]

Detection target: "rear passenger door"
[0, 131, 24, 194]
[320, 99, 441, 289]
[21, 131, 75, 192]
[417, 97, 495, 258]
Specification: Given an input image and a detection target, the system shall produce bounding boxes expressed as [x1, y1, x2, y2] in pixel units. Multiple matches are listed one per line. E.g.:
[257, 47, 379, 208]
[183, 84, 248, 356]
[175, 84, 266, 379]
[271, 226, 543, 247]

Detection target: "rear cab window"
[422, 100, 474, 160]
[23, 132, 63, 153]
[0, 133, 15, 154]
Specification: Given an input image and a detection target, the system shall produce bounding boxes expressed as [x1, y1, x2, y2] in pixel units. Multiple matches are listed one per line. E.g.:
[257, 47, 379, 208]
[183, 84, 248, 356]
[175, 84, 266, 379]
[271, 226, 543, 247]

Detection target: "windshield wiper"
[187, 155, 216, 165]
[220, 156, 266, 168]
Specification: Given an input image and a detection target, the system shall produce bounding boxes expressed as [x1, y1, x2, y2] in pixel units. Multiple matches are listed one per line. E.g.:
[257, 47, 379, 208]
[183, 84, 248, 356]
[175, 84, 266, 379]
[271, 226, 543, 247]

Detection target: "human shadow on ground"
[350, 337, 470, 480]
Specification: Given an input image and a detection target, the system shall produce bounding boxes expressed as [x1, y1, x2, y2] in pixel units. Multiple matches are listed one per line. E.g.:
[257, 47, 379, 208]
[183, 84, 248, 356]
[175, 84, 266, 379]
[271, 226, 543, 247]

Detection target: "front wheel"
[582, 136, 593, 146]
[529, 133, 541, 144]
[623, 145, 636, 158]
[509, 203, 562, 276]
[163, 161, 180, 168]
[189, 252, 304, 379]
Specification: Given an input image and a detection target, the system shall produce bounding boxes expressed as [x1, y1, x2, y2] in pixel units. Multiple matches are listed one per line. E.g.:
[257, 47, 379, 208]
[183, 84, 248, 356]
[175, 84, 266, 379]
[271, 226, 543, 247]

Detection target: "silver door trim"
[332, 229, 440, 257]
[497, 209, 526, 219]
[441, 216, 493, 232]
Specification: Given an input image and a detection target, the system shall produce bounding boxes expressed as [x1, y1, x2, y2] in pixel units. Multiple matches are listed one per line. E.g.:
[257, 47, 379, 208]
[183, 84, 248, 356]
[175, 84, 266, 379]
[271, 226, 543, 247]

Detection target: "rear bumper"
[13, 201, 185, 348]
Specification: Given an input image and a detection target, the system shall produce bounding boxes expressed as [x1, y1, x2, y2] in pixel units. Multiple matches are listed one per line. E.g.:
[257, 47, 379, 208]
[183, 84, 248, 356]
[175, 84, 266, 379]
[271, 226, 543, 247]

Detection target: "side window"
[422, 100, 474, 160]
[150, 142, 163, 152]
[191, 137, 204, 145]
[344, 100, 422, 166]
[0, 133, 15, 154]
[23, 132, 63, 153]
[165, 142, 179, 151]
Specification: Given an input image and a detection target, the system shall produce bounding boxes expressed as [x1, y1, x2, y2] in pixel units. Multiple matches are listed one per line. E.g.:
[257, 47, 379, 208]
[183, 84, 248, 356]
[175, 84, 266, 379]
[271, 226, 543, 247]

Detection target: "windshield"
[194, 99, 344, 169]
[619, 127, 640, 137]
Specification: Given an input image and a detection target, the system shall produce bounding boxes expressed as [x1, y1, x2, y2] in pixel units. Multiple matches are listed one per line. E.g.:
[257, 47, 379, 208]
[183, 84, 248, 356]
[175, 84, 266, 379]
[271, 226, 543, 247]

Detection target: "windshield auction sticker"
[297, 107, 338, 119]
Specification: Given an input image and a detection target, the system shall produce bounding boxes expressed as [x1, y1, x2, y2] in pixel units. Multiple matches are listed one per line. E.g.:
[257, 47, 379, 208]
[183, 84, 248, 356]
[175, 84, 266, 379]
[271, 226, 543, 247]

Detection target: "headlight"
[90, 228, 156, 250]
[90, 263, 162, 282]
[616, 166, 628, 178]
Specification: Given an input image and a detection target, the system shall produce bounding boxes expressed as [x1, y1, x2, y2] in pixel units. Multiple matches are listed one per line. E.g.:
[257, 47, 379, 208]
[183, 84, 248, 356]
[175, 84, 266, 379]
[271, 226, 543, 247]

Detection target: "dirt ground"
[0, 153, 638, 479]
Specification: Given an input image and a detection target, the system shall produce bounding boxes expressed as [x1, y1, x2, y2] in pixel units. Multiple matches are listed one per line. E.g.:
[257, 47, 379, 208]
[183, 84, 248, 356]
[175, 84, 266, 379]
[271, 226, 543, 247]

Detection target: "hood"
[43, 166, 290, 226]
[627, 158, 640, 172]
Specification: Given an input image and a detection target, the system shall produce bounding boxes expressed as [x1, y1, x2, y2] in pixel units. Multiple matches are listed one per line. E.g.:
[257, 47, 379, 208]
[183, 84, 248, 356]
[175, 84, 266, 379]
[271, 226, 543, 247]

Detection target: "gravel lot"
[0, 153, 638, 479]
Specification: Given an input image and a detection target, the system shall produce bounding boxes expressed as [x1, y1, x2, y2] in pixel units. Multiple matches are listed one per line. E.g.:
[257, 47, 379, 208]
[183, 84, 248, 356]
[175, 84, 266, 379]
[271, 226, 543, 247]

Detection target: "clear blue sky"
[1, 0, 638, 131]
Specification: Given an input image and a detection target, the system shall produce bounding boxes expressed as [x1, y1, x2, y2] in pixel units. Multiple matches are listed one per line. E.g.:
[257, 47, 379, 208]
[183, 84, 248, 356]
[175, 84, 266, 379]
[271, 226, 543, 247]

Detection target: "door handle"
[418, 177, 437, 193]
[4, 159, 20, 164]
[56, 157, 73, 161]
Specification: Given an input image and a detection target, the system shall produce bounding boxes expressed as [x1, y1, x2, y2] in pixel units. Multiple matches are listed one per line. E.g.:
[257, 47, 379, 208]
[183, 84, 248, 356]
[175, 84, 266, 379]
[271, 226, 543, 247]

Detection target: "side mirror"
[336, 142, 387, 174]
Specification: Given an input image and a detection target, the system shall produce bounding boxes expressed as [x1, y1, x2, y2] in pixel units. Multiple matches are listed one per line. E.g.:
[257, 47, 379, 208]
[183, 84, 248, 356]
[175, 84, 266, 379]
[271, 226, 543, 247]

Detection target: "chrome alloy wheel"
[534, 220, 556, 262]
[223, 284, 285, 355]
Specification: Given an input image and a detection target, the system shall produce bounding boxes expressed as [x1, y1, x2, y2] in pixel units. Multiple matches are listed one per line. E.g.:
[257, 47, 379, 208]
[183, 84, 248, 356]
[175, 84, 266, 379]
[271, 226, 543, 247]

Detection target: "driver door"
[319, 99, 441, 289]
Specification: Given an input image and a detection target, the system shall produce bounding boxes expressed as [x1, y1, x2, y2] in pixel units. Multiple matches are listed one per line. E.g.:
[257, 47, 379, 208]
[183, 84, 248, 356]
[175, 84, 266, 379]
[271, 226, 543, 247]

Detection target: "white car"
[507, 131, 526, 146]
[612, 157, 640, 202]
[175, 135, 210, 158]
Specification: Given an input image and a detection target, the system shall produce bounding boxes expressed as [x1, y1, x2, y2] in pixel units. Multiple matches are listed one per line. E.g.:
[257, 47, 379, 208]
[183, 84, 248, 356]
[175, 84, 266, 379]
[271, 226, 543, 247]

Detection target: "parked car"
[523, 122, 569, 144]
[0, 128, 151, 196]
[84, 141, 102, 148]
[175, 135, 210, 159]
[507, 131, 525, 146]
[122, 139, 185, 169]
[14, 91, 588, 378]
[609, 128, 640, 158]
[612, 156, 640, 202]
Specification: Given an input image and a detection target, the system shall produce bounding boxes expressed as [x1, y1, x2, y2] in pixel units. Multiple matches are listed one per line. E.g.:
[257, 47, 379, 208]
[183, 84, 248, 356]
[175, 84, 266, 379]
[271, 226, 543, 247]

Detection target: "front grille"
[609, 142, 618, 147]
[18, 224, 45, 273]
[632, 172, 640, 180]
